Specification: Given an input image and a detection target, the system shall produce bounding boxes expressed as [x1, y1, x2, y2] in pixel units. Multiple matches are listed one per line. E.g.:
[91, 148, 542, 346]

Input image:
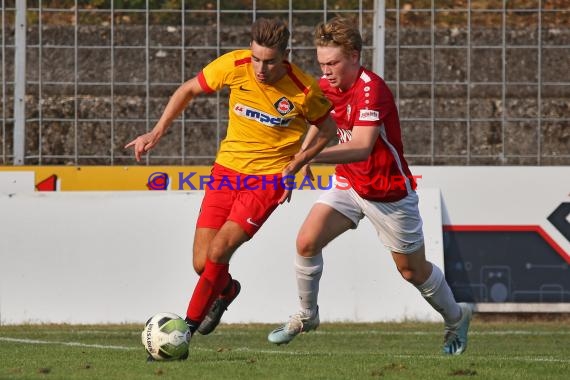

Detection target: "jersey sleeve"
[197, 52, 237, 93]
[354, 81, 393, 127]
[303, 80, 333, 125]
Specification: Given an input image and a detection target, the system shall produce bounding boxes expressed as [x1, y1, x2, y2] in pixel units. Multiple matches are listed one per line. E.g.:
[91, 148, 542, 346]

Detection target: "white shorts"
[315, 179, 424, 254]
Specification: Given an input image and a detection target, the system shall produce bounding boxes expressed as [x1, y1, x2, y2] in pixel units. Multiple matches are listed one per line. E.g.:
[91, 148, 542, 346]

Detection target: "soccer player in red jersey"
[268, 17, 472, 355]
[125, 18, 336, 343]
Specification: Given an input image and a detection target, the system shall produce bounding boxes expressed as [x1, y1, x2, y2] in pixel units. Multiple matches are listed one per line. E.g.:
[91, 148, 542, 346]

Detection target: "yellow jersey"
[197, 50, 332, 175]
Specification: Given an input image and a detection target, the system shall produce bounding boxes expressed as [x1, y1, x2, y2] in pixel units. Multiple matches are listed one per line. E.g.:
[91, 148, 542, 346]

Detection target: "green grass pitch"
[1, 318, 569, 379]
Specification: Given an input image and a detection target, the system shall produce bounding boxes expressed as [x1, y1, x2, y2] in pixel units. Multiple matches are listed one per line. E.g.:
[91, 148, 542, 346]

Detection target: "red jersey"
[320, 67, 416, 202]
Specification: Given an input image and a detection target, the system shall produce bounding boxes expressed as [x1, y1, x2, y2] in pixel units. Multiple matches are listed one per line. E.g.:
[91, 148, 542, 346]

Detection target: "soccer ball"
[141, 312, 191, 361]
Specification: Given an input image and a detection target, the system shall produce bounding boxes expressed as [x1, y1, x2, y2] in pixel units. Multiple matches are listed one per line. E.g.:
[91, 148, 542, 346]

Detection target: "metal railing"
[385, 0, 569, 165]
[1, 0, 568, 166]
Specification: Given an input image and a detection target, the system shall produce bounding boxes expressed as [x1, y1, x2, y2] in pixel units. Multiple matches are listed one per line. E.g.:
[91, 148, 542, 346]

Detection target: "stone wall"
[1, 25, 568, 165]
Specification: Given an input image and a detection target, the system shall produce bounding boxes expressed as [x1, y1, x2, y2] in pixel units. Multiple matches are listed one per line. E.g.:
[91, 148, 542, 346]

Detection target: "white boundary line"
[1, 336, 569, 364]
[0, 337, 137, 350]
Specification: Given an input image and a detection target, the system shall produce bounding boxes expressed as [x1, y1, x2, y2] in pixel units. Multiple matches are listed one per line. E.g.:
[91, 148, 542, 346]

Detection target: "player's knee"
[206, 240, 236, 264]
[193, 249, 207, 274]
[192, 257, 204, 275]
[398, 267, 413, 282]
[296, 232, 320, 257]
[398, 267, 423, 285]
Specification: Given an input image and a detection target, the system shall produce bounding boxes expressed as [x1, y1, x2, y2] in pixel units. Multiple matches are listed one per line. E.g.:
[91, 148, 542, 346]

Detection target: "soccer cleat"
[443, 302, 472, 355]
[267, 308, 320, 345]
[184, 318, 199, 335]
[197, 279, 241, 335]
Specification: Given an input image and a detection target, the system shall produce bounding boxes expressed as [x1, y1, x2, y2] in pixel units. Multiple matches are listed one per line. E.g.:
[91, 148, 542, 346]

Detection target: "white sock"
[295, 253, 323, 317]
[416, 263, 461, 324]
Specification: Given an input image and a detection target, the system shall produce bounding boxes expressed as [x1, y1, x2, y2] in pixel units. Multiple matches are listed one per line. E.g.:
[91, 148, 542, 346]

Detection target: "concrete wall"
[1, 166, 569, 325]
[0, 187, 444, 325]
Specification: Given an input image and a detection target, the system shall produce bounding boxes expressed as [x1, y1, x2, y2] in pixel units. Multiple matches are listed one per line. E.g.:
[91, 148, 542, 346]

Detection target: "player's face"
[250, 41, 288, 85]
[317, 46, 360, 91]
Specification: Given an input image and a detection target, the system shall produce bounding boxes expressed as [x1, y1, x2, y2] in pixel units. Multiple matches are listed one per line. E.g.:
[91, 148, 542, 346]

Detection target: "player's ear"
[351, 49, 360, 63]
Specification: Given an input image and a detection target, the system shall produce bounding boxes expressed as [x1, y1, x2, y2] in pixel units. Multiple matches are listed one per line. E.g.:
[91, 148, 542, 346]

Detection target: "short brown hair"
[314, 16, 362, 57]
[251, 18, 290, 52]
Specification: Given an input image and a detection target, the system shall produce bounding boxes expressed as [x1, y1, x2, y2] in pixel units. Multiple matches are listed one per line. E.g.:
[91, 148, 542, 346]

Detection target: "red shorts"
[196, 163, 286, 237]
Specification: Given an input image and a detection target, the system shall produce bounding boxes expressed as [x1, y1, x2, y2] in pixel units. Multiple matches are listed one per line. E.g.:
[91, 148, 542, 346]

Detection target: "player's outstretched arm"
[284, 115, 336, 177]
[313, 124, 380, 164]
[278, 116, 336, 204]
[124, 77, 204, 162]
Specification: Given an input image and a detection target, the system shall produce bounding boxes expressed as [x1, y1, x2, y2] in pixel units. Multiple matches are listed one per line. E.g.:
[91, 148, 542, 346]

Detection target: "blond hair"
[314, 16, 362, 57]
[251, 18, 290, 52]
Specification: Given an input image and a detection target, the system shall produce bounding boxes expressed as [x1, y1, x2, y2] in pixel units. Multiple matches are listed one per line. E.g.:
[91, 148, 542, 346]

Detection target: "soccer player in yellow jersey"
[125, 18, 336, 344]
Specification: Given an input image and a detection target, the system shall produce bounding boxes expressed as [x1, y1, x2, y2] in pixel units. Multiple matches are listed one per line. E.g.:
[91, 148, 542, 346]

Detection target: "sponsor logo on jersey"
[274, 97, 294, 116]
[337, 128, 352, 143]
[358, 109, 380, 121]
[234, 103, 293, 127]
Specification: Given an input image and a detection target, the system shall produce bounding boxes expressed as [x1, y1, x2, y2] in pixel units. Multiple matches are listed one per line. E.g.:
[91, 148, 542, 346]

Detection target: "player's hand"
[279, 161, 299, 204]
[278, 188, 292, 204]
[279, 169, 295, 204]
[301, 164, 314, 181]
[124, 130, 162, 162]
[279, 164, 313, 204]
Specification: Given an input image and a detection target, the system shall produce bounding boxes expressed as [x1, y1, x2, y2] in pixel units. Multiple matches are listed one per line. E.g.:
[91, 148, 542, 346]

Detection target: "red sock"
[220, 274, 234, 299]
[186, 259, 230, 322]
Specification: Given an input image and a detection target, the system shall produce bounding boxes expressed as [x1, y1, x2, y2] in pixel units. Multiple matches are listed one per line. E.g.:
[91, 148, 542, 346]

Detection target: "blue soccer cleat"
[268, 308, 320, 345]
[443, 302, 472, 355]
